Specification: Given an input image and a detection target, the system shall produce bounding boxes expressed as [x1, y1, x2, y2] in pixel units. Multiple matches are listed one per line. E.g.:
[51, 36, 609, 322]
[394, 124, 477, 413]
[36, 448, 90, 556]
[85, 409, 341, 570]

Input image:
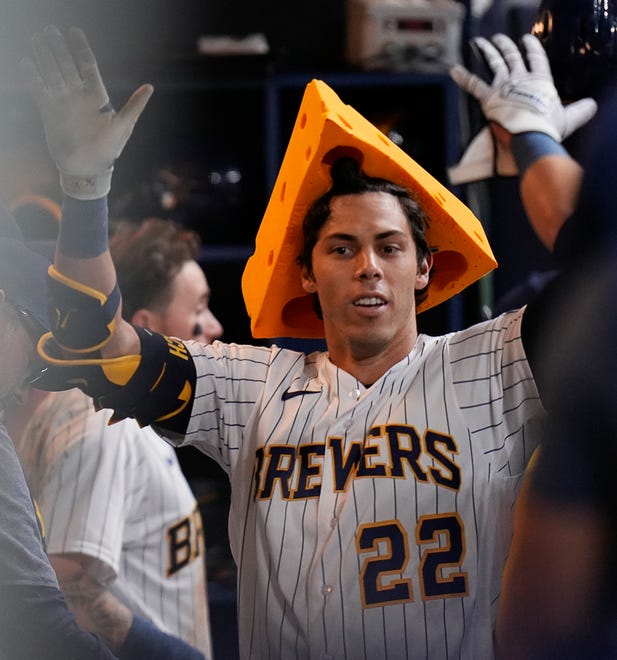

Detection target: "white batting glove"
[21, 25, 153, 200]
[448, 126, 517, 185]
[448, 33, 597, 184]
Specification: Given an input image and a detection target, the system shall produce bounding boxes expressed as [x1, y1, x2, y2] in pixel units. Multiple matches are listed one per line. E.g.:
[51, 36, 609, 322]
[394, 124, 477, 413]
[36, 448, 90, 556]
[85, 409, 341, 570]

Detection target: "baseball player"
[11, 218, 221, 658]
[0, 203, 206, 659]
[24, 25, 593, 659]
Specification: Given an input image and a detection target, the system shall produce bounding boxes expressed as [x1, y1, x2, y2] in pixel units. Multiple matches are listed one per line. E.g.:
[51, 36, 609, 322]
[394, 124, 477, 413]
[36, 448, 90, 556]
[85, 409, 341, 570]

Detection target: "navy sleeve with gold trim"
[36, 326, 196, 436]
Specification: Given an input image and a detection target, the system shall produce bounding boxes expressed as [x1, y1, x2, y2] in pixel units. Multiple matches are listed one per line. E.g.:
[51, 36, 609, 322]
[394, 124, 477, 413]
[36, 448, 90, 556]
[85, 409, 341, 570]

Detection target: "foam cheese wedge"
[242, 79, 496, 339]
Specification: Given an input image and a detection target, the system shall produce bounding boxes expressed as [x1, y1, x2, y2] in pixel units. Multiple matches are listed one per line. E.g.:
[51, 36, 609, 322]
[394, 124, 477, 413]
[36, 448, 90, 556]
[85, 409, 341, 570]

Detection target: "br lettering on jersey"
[253, 423, 461, 500]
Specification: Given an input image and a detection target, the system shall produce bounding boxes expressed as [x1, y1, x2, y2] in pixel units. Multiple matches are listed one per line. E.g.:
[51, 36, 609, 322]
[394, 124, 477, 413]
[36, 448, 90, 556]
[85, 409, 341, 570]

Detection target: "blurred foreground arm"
[495, 485, 610, 660]
[21, 24, 152, 358]
[495, 262, 617, 658]
[25, 29, 195, 433]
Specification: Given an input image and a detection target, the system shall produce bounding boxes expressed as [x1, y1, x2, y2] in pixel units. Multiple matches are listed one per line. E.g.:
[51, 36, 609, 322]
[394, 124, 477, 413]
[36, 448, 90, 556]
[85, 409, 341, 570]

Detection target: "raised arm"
[25, 27, 197, 436]
[492, 122, 583, 251]
[452, 32, 617, 659]
[450, 33, 594, 250]
[20, 25, 150, 358]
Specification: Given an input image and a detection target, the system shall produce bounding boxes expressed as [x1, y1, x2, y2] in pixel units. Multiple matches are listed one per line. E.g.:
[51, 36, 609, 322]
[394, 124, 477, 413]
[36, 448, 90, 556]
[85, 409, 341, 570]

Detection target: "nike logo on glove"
[282, 388, 322, 401]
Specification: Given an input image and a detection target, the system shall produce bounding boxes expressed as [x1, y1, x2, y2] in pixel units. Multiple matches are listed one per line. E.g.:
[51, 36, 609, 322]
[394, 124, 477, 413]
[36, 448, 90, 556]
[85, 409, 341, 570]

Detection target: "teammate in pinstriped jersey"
[24, 26, 592, 660]
[0, 199, 207, 659]
[14, 389, 213, 654]
[10, 219, 221, 657]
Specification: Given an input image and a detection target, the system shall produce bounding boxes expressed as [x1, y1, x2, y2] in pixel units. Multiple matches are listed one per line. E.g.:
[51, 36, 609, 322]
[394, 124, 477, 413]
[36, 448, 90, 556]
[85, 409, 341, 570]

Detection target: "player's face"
[301, 192, 431, 364]
[152, 260, 223, 344]
[0, 300, 36, 407]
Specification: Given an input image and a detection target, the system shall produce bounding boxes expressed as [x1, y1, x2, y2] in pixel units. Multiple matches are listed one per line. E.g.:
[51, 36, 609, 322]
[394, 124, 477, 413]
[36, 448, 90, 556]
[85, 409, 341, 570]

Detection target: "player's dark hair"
[109, 217, 201, 321]
[299, 156, 433, 315]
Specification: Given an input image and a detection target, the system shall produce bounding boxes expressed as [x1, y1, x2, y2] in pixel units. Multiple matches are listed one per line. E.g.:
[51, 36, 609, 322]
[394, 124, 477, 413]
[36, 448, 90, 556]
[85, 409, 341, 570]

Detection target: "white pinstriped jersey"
[15, 388, 212, 658]
[173, 308, 543, 660]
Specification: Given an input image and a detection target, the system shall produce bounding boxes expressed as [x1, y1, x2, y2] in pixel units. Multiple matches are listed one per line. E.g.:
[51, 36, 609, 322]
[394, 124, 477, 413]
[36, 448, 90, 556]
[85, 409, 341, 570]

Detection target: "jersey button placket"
[348, 387, 362, 400]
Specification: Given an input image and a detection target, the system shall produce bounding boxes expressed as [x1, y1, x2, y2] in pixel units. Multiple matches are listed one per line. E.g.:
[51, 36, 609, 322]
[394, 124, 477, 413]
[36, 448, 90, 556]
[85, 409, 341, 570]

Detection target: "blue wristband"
[511, 132, 568, 176]
[59, 196, 109, 258]
[117, 616, 205, 660]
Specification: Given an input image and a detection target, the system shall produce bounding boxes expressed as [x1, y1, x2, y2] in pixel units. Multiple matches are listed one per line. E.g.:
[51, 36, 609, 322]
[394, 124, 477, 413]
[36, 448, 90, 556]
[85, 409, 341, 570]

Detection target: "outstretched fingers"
[563, 97, 598, 136]
[450, 64, 491, 101]
[43, 24, 83, 90]
[117, 84, 154, 129]
[472, 36, 510, 84]
[66, 26, 110, 110]
[491, 33, 527, 77]
[521, 33, 552, 78]
[30, 28, 66, 96]
[18, 55, 48, 108]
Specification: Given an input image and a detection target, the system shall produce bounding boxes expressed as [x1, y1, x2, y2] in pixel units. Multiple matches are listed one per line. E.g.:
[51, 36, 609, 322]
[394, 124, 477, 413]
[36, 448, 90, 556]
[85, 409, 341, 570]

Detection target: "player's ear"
[415, 253, 433, 290]
[130, 307, 161, 331]
[301, 266, 317, 294]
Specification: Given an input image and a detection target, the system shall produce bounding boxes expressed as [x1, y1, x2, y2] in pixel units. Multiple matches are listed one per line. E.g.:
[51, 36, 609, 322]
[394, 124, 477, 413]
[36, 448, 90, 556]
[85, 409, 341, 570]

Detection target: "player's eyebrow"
[322, 229, 409, 242]
[374, 230, 409, 240]
[322, 232, 355, 242]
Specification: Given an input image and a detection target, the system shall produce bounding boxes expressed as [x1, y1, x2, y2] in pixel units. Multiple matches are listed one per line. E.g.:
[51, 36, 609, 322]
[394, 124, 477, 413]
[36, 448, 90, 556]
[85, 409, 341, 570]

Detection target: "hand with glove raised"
[448, 33, 597, 185]
[21, 25, 153, 200]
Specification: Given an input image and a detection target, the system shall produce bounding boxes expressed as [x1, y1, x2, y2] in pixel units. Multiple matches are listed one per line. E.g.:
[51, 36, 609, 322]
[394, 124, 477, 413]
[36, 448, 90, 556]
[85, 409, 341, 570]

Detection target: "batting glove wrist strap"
[59, 169, 114, 201]
[36, 326, 196, 435]
[46, 265, 120, 353]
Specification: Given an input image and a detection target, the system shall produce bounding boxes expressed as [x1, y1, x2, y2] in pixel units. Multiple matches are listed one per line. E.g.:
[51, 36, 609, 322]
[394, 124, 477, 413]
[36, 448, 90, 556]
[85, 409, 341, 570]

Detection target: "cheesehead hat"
[242, 79, 496, 339]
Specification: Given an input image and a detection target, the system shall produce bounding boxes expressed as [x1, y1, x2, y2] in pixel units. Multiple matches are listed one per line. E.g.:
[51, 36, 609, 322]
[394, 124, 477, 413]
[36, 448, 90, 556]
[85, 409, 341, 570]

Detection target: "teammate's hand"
[21, 25, 153, 200]
[448, 33, 597, 185]
[451, 33, 597, 141]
